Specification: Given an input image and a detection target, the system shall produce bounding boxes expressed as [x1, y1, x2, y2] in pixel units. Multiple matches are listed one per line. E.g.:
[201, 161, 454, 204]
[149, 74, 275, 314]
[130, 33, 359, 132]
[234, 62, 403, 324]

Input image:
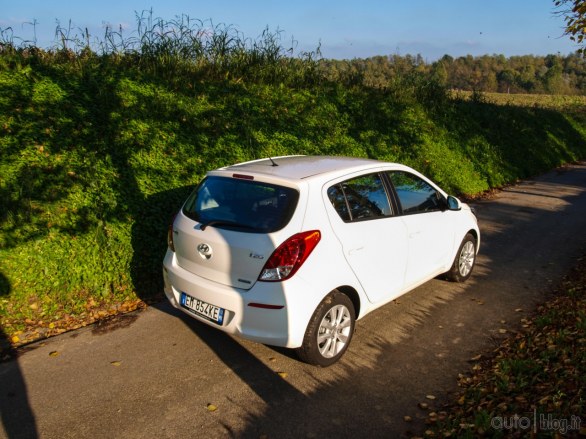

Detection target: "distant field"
[451, 90, 586, 109]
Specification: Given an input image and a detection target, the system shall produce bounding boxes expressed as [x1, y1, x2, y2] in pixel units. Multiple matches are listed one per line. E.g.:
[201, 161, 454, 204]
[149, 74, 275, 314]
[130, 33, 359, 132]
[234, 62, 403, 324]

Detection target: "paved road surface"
[1, 161, 586, 439]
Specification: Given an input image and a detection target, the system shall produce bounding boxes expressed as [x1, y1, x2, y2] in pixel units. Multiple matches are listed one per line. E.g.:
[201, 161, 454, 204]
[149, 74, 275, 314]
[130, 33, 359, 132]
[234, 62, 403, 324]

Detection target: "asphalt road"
[2, 161, 586, 439]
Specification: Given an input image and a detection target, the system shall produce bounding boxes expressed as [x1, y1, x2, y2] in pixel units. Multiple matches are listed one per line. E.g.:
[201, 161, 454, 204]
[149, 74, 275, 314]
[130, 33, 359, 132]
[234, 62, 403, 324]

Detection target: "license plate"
[180, 292, 224, 325]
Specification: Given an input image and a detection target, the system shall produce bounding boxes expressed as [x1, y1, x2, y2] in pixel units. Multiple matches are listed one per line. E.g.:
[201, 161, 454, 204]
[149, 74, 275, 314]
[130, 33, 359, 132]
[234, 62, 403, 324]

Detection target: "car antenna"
[268, 157, 278, 167]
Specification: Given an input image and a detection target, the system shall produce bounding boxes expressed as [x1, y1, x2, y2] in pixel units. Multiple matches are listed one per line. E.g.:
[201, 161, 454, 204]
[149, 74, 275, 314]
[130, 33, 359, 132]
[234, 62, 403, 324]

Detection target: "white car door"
[324, 172, 409, 304]
[387, 171, 455, 288]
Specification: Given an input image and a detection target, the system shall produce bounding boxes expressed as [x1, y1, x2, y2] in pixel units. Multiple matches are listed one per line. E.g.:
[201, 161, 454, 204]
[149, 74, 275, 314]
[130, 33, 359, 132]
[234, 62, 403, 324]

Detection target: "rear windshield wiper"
[200, 220, 259, 232]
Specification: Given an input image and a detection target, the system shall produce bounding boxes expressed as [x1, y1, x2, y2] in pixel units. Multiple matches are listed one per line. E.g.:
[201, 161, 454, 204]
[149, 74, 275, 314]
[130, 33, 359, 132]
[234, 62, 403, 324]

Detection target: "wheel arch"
[335, 285, 361, 318]
[466, 228, 480, 252]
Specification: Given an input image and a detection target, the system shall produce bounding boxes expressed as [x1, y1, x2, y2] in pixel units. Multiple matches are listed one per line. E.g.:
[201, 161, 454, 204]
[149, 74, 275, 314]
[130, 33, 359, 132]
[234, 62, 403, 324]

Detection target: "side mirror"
[447, 195, 462, 211]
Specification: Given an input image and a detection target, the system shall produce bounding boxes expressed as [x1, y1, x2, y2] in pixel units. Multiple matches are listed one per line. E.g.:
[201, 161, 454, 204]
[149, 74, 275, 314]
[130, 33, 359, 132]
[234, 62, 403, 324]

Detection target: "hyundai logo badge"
[197, 243, 213, 260]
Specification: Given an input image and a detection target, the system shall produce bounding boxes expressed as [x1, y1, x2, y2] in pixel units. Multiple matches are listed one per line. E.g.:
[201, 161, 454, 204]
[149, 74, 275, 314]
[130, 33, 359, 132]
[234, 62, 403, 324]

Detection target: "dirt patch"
[92, 313, 140, 335]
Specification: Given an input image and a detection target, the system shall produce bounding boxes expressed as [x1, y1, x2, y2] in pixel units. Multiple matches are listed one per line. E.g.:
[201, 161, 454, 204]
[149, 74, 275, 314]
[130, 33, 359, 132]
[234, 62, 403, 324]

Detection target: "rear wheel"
[296, 290, 355, 367]
[446, 233, 477, 282]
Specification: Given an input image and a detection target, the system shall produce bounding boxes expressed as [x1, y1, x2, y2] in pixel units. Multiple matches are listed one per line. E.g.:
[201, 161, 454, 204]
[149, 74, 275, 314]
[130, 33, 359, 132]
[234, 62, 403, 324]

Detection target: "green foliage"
[0, 17, 586, 335]
[323, 52, 586, 95]
[555, 0, 586, 52]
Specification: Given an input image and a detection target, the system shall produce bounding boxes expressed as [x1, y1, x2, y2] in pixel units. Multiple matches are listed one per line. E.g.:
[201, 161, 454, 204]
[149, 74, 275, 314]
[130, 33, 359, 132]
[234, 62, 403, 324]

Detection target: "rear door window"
[183, 176, 299, 233]
[327, 173, 392, 222]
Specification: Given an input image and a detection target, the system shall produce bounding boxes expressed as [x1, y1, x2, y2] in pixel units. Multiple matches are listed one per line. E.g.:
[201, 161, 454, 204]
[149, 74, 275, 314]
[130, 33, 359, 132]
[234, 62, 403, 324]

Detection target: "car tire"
[446, 232, 477, 282]
[296, 290, 355, 367]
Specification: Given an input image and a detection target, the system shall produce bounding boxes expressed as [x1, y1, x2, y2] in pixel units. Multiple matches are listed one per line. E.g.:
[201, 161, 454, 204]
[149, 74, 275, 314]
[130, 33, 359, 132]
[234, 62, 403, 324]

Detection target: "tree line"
[2, 7, 585, 96]
[320, 52, 586, 95]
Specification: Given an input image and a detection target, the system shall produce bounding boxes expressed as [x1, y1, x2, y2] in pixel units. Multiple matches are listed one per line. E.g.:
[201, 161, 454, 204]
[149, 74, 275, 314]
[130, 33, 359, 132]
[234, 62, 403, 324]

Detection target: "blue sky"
[0, 0, 579, 61]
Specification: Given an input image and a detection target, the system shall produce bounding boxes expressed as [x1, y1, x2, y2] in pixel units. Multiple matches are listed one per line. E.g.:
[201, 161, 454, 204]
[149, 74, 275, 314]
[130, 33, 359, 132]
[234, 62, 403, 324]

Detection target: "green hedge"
[1, 51, 586, 332]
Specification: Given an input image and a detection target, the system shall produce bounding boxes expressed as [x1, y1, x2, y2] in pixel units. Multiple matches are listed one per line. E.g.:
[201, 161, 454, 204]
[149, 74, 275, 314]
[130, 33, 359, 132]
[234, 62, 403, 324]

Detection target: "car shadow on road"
[164, 300, 429, 438]
[172, 308, 310, 426]
[0, 271, 39, 439]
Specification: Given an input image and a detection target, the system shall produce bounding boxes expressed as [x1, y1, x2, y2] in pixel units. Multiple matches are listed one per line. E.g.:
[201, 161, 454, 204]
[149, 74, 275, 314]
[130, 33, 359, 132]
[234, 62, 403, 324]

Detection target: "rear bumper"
[162, 249, 314, 348]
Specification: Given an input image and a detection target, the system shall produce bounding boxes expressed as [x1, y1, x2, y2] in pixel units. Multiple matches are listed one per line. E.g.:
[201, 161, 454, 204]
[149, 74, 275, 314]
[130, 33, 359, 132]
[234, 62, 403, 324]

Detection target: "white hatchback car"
[163, 155, 480, 366]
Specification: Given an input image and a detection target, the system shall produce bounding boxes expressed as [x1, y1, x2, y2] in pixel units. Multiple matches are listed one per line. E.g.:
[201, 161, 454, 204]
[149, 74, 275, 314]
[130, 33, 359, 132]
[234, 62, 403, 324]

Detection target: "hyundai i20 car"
[163, 155, 480, 366]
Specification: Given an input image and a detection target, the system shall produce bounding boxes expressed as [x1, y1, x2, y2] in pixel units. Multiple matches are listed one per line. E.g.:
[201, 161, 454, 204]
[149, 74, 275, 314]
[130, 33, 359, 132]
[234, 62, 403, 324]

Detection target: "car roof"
[217, 155, 392, 181]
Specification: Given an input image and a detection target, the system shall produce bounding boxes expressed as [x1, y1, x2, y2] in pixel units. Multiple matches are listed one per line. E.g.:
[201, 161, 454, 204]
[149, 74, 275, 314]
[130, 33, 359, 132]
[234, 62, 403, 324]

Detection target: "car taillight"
[259, 230, 321, 282]
[167, 212, 178, 252]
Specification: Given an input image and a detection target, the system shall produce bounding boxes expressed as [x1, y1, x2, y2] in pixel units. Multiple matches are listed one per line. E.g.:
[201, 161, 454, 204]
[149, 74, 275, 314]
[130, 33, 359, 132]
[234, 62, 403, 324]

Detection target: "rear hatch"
[173, 175, 300, 290]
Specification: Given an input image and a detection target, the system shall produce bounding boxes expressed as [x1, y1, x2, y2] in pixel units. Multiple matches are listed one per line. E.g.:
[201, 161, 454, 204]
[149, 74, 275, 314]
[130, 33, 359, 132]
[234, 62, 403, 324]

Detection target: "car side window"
[327, 185, 351, 221]
[387, 171, 444, 214]
[327, 173, 392, 222]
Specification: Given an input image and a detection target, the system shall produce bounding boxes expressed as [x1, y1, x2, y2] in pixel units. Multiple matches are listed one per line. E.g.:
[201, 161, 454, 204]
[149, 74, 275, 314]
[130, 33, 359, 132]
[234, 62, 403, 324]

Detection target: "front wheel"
[446, 232, 477, 282]
[296, 290, 355, 367]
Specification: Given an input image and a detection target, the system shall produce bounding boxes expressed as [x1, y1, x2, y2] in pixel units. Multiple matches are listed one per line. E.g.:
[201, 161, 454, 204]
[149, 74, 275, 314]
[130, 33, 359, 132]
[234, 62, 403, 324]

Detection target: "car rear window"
[182, 176, 299, 233]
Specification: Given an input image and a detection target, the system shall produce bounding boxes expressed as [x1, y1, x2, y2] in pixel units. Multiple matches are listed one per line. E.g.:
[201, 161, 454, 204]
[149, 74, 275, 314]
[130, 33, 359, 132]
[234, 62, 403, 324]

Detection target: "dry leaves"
[426, 255, 586, 437]
[2, 298, 147, 354]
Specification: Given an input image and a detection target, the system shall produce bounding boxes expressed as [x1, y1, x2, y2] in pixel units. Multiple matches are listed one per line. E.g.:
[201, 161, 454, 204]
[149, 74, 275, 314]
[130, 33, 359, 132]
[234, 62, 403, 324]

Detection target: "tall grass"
[0, 10, 322, 86]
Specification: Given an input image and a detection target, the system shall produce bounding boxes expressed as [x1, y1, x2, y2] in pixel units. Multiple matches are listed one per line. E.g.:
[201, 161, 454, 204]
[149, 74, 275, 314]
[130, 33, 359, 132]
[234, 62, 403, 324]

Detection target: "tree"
[498, 69, 518, 93]
[555, 0, 586, 53]
[430, 61, 448, 87]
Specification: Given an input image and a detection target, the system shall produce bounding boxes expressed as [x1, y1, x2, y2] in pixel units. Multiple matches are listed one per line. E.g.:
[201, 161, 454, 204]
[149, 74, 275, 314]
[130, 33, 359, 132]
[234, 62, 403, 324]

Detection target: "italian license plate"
[180, 292, 224, 325]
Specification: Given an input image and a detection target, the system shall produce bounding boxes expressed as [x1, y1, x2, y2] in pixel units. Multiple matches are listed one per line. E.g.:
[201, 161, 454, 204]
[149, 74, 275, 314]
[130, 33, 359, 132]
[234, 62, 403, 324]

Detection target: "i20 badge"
[197, 243, 213, 260]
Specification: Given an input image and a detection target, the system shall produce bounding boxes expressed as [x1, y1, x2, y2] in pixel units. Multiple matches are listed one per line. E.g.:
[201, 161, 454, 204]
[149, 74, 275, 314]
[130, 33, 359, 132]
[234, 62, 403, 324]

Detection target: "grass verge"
[417, 255, 586, 438]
